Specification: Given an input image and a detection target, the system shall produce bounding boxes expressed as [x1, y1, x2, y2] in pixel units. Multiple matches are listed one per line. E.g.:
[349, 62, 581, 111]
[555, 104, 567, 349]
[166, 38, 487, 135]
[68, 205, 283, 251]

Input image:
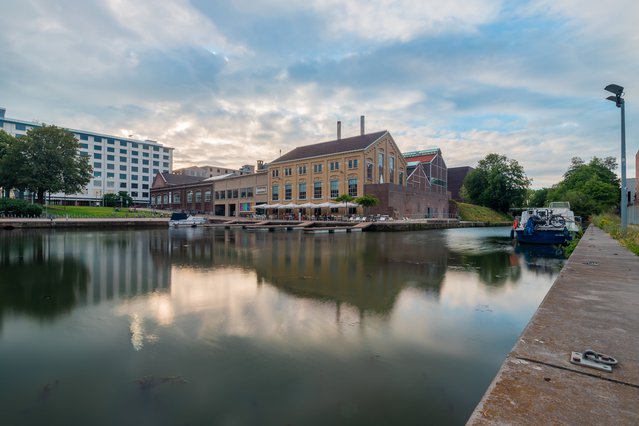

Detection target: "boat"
[168, 212, 208, 227]
[512, 202, 580, 245]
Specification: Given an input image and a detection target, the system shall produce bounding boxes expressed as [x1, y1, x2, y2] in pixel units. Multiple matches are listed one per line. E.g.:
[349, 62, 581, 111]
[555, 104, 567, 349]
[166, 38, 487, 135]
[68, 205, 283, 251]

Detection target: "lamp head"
[605, 84, 624, 96]
[606, 95, 623, 108]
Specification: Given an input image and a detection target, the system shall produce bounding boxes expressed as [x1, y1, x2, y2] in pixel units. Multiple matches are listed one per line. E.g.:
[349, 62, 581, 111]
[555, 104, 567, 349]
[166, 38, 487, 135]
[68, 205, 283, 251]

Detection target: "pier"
[468, 225, 639, 425]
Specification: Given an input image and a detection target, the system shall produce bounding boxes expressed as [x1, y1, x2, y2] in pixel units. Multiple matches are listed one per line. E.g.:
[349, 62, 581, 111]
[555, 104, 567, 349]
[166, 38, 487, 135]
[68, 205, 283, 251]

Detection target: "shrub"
[0, 198, 43, 217]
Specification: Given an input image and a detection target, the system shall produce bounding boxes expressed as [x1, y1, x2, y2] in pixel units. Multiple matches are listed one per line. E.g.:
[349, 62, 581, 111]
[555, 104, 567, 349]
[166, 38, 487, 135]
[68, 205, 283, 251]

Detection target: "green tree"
[10, 125, 92, 204]
[103, 191, 133, 208]
[0, 130, 20, 197]
[547, 157, 619, 218]
[461, 153, 531, 213]
[355, 194, 379, 216]
[528, 187, 549, 207]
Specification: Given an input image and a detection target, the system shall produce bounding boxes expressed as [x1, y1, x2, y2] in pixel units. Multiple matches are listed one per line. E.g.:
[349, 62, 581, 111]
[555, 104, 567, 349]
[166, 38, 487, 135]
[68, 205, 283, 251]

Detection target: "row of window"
[151, 190, 213, 205]
[78, 135, 169, 152]
[79, 144, 169, 160]
[271, 159, 359, 178]
[214, 187, 254, 200]
[92, 161, 166, 171]
[272, 179, 358, 201]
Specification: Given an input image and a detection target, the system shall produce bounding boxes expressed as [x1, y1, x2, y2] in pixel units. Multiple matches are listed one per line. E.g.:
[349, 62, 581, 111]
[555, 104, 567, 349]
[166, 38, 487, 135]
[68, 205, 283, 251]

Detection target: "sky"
[1, 0, 638, 188]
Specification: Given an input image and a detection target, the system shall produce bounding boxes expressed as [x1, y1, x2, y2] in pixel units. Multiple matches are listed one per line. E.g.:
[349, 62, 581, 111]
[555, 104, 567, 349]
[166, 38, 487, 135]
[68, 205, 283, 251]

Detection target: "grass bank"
[44, 205, 167, 219]
[592, 213, 639, 255]
[454, 202, 512, 223]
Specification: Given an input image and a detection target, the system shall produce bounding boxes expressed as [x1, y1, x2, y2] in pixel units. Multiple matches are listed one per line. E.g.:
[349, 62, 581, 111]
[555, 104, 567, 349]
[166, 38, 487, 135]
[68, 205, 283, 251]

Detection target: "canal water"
[0, 227, 563, 425]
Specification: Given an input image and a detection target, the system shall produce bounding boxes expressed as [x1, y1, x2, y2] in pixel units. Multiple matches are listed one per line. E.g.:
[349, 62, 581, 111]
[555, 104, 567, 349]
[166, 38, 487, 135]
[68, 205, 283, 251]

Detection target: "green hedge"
[0, 198, 43, 217]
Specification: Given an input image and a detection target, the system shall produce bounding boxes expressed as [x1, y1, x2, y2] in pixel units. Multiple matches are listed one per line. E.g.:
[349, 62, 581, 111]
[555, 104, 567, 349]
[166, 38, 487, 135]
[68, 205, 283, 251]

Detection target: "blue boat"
[512, 202, 580, 245]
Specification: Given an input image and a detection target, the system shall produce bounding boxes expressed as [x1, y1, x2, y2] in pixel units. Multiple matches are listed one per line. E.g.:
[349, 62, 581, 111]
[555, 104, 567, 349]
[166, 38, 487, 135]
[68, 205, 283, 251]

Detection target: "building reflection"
[0, 230, 171, 324]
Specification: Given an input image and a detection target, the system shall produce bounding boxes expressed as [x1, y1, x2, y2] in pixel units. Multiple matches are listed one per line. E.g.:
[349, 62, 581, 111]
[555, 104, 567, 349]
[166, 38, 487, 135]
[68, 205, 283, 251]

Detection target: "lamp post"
[605, 83, 627, 233]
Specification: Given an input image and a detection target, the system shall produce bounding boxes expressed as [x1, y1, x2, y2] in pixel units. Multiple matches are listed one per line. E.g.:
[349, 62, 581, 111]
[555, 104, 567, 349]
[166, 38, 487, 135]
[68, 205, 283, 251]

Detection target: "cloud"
[0, 0, 637, 187]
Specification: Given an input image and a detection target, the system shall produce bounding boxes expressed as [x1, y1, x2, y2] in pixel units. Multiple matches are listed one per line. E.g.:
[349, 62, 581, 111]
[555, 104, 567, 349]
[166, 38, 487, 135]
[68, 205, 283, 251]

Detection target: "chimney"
[360, 115, 365, 135]
[337, 121, 341, 140]
[0, 107, 5, 119]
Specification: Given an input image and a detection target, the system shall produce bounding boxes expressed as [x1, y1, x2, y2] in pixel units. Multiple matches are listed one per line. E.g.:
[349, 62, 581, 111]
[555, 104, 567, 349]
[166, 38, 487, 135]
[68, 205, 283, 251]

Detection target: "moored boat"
[168, 212, 208, 227]
[512, 202, 580, 245]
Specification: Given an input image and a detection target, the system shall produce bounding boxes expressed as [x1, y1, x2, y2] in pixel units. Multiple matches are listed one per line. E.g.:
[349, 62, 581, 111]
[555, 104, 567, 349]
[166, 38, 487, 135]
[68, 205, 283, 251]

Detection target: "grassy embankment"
[44, 205, 167, 219]
[592, 213, 639, 256]
[454, 201, 512, 223]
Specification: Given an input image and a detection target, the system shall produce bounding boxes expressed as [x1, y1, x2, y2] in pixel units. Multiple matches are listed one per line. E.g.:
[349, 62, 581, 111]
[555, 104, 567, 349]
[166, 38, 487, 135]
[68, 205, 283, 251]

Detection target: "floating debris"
[129, 314, 145, 351]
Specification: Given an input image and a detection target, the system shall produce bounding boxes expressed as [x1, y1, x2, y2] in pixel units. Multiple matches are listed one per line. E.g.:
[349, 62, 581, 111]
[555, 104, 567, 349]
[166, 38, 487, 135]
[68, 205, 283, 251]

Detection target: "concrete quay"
[468, 225, 639, 425]
[0, 217, 169, 229]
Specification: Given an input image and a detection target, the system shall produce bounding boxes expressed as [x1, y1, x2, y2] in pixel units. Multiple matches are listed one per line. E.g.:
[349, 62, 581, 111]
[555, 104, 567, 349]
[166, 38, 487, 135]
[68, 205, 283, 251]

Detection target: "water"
[0, 227, 563, 425]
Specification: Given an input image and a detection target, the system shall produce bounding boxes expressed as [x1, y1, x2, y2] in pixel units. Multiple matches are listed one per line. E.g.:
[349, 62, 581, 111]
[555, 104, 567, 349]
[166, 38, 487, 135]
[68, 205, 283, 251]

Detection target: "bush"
[0, 198, 43, 217]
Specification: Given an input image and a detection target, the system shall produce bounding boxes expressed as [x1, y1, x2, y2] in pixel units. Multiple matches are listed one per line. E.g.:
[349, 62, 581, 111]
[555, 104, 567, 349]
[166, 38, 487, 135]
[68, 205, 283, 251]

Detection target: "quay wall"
[467, 225, 639, 425]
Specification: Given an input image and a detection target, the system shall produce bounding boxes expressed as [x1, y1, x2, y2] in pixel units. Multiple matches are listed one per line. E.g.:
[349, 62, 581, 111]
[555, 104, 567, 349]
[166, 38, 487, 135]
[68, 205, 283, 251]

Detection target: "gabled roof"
[160, 172, 207, 186]
[270, 130, 388, 164]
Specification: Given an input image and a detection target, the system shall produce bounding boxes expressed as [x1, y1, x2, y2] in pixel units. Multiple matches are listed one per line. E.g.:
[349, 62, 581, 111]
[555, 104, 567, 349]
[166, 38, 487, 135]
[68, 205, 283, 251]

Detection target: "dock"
[467, 225, 639, 425]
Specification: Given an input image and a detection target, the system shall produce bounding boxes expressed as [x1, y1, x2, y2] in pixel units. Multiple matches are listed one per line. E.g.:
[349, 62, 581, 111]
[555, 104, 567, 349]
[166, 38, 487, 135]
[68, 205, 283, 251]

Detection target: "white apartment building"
[0, 107, 173, 206]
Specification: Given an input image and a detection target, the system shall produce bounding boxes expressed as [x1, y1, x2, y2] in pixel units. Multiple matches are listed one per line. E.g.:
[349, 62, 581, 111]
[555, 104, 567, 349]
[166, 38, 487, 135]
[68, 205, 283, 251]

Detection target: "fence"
[629, 205, 639, 225]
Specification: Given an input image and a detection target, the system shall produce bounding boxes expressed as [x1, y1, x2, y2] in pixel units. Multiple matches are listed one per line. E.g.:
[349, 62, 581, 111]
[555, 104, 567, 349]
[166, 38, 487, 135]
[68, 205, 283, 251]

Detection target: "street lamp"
[605, 83, 627, 233]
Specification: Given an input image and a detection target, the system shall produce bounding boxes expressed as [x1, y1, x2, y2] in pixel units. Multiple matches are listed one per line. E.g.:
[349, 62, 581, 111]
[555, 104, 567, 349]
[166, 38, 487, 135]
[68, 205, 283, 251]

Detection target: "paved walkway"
[468, 226, 639, 425]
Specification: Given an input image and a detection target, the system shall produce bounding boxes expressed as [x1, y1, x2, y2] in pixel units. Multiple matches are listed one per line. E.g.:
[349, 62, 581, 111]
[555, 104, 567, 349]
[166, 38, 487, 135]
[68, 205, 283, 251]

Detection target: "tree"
[528, 187, 549, 207]
[355, 194, 379, 216]
[0, 130, 20, 197]
[546, 156, 619, 218]
[103, 191, 133, 208]
[12, 125, 92, 204]
[461, 153, 531, 213]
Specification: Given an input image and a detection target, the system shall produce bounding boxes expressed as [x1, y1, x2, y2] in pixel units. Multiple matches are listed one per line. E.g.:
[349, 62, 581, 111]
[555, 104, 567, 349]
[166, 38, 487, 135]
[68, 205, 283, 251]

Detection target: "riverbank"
[467, 225, 639, 424]
[0, 217, 510, 231]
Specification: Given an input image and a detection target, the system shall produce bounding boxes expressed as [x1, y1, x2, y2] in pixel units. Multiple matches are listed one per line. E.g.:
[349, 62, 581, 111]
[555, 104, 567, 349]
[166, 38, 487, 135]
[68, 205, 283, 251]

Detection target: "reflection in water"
[0, 227, 564, 425]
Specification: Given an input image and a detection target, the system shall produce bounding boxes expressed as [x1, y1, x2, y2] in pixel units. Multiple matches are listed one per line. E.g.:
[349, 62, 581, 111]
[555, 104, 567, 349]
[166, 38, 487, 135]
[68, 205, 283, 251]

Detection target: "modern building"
[403, 149, 447, 193]
[0, 107, 173, 206]
[174, 165, 238, 178]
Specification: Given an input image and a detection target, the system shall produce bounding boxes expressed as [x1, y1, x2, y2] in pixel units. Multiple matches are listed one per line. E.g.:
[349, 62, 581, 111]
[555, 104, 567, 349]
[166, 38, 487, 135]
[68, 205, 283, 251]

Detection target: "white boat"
[168, 212, 207, 227]
[512, 202, 580, 245]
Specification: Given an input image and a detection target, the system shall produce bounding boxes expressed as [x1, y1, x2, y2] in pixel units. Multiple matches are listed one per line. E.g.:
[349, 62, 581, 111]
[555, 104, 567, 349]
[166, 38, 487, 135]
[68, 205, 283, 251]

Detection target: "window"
[378, 151, 384, 183]
[107, 138, 115, 145]
[151, 196, 156, 205]
[298, 182, 307, 200]
[313, 163, 323, 173]
[80, 134, 89, 141]
[285, 183, 292, 200]
[187, 191, 193, 203]
[107, 147, 115, 153]
[389, 156, 395, 183]
[93, 162, 102, 169]
[399, 171, 404, 185]
[131, 192, 138, 197]
[173, 192, 181, 203]
[119, 156, 126, 162]
[153, 153, 159, 159]
[93, 180, 102, 187]
[284, 167, 292, 176]
[131, 183, 138, 189]
[120, 182, 126, 188]
[131, 175, 138, 181]
[142, 184, 149, 189]
[120, 149, 127, 154]
[80, 143, 89, 149]
[107, 172, 114, 178]
[219, 190, 225, 199]
[195, 192, 202, 202]
[94, 153, 102, 159]
[107, 155, 115, 161]
[131, 166, 138, 172]
[94, 171, 102, 177]
[348, 178, 358, 197]
[330, 161, 339, 171]
[142, 192, 148, 198]
[153, 146, 159, 151]
[163, 162, 169, 168]
[272, 185, 279, 201]
[107, 181, 114, 188]
[240, 188, 247, 198]
[298, 164, 307, 175]
[94, 145, 102, 151]
[143, 152, 149, 157]
[153, 161, 159, 167]
[232, 189, 238, 198]
[132, 151, 139, 156]
[330, 179, 339, 198]
[107, 163, 114, 170]
[204, 191, 211, 202]
[120, 165, 127, 171]
[313, 181, 322, 199]
[131, 142, 138, 148]
[120, 140, 127, 146]
[163, 194, 168, 204]
[142, 160, 149, 165]
[132, 158, 138, 164]
[142, 176, 149, 181]
[119, 173, 126, 179]
[348, 159, 359, 169]
[15, 123, 26, 131]
[272, 169, 279, 178]
[94, 136, 102, 143]
[366, 161, 373, 181]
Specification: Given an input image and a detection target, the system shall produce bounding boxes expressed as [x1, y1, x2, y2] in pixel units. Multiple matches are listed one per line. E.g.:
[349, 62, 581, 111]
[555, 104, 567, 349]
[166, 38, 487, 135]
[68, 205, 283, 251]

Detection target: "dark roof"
[161, 172, 207, 186]
[270, 130, 388, 164]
